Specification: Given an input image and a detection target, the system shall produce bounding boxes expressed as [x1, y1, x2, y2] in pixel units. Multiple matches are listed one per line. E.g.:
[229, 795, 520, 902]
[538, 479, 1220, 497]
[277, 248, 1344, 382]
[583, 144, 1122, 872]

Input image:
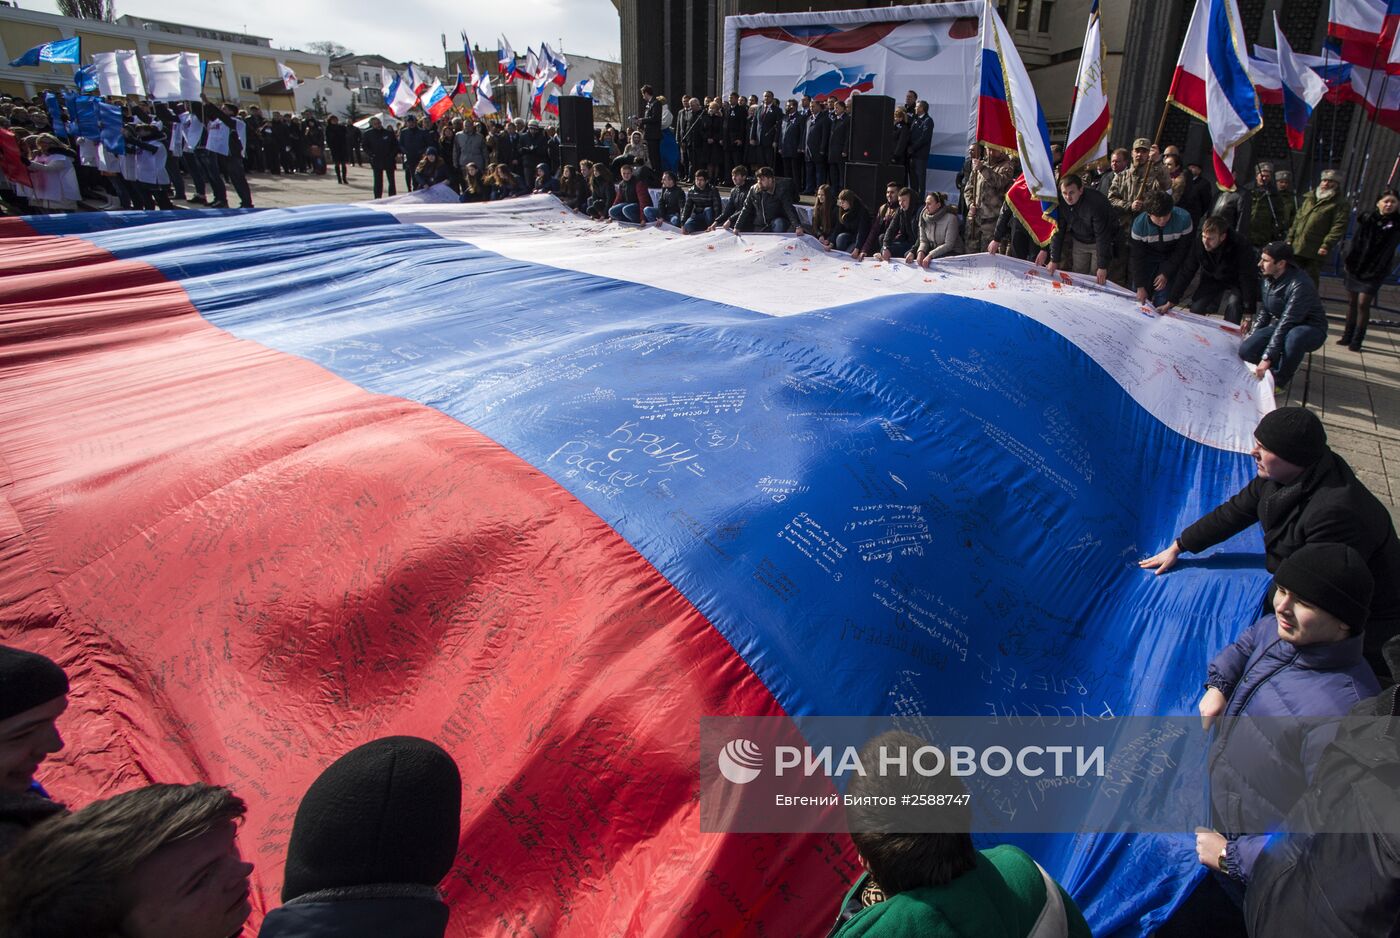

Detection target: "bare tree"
[57, 0, 115, 21]
[306, 41, 353, 58]
[592, 61, 622, 123]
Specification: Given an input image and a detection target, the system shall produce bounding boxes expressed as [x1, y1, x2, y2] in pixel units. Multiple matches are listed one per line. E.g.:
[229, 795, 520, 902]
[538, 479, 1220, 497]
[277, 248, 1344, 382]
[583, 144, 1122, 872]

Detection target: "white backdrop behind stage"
[724, 2, 984, 202]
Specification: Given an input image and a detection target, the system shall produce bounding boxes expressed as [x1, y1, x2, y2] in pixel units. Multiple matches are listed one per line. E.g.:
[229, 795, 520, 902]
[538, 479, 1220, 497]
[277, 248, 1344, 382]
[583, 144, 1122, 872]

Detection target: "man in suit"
[908, 100, 935, 202]
[802, 98, 830, 195]
[826, 98, 850, 190]
[639, 85, 662, 171]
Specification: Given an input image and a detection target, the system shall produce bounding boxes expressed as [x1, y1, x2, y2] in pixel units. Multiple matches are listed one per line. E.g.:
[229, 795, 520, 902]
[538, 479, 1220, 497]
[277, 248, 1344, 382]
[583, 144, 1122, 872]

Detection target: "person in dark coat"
[1142, 406, 1400, 680]
[778, 100, 805, 192]
[825, 188, 871, 253]
[325, 115, 350, 185]
[1163, 214, 1258, 322]
[1240, 241, 1329, 389]
[412, 148, 451, 190]
[361, 117, 399, 199]
[608, 161, 652, 223]
[257, 737, 461, 938]
[1188, 544, 1379, 914]
[1178, 158, 1216, 225]
[723, 91, 748, 178]
[754, 90, 782, 174]
[710, 164, 751, 230]
[907, 100, 934, 202]
[397, 117, 433, 192]
[826, 98, 850, 190]
[1048, 174, 1116, 284]
[639, 84, 663, 171]
[1245, 636, 1400, 938]
[1340, 187, 1400, 351]
[801, 99, 830, 195]
[531, 161, 558, 195]
[644, 169, 684, 225]
[679, 169, 723, 233]
[730, 166, 804, 234]
[879, 186, 918, 261]
[890, 107, 911, 186]
[0, 645, 69, 857]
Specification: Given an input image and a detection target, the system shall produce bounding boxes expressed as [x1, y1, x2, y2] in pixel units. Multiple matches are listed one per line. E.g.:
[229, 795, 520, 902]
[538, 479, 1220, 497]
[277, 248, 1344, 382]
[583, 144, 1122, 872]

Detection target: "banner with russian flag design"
[2, 189, 1276, 935]
[1167, 0, 1263, 190]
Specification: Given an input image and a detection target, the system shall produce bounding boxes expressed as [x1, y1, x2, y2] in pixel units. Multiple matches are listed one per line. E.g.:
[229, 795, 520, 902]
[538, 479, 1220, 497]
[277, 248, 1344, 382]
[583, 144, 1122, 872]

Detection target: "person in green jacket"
[1288, 169, 1351, 283]
[827, 731, 1091, 938]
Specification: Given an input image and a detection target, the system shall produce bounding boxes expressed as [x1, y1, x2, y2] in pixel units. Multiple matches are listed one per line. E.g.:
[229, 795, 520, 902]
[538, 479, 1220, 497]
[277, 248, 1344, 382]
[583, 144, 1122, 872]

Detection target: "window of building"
[1038, 0, 1055, 33]
[1015, 0, 1032, 30]
[240, 74, 253, 91]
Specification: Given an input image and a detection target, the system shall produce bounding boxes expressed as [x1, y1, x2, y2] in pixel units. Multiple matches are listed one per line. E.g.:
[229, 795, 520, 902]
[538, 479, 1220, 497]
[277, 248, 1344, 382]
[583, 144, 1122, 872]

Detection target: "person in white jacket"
[26, 134, 80, 212]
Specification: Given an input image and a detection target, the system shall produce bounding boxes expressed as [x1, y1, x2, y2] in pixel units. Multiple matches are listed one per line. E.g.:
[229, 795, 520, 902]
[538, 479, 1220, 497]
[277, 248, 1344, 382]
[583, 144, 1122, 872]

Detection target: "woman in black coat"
[890, 107, 911, 184]
[700, 103, 725, 182]
[1341, 187, 1400, 351]
[325, 116, 350, 184]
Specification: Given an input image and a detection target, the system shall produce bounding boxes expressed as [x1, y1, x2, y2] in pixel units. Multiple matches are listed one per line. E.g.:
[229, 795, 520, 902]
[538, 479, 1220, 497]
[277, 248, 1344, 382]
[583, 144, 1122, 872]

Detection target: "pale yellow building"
[0, 6, 324, 107]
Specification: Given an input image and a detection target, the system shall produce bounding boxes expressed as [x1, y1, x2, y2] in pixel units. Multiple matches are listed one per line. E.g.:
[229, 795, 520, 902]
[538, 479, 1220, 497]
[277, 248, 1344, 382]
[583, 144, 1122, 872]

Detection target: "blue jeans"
[1239, 323, 1327, 387]
[197, 150, 228, 204]
[683, 208, 714, 233]
[609, 203, 641, 223]
[886, 238, 912, 258]
[765, 218, 790, 233]
[835, 232, 857, 252]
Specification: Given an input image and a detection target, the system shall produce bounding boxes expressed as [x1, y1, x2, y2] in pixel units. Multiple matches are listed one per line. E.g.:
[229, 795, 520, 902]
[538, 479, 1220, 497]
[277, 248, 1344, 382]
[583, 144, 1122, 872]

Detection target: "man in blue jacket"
[1130, 190, 1194, 304]
[1239, 240, 1329, 391]
[1196, 543, 1379, 903]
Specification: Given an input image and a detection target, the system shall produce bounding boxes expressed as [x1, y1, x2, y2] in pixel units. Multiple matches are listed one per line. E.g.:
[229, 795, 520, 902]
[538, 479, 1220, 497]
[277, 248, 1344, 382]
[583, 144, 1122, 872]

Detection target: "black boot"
[1349, 306, 1370, 351]
[1338, 302, 1357, 345]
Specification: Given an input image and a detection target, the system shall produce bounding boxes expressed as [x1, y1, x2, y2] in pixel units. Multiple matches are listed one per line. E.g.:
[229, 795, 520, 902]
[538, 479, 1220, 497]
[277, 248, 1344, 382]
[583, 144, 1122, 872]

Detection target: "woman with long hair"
[459, 161, 488, 202]
[811, 183, 838, 242]
[1340, 187, 1400, 352]
[825, 189, 872, 254]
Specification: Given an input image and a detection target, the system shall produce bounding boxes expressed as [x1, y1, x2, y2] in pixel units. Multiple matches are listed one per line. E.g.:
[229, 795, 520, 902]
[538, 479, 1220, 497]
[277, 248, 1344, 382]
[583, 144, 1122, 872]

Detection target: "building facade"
[0, 5, 324, 109]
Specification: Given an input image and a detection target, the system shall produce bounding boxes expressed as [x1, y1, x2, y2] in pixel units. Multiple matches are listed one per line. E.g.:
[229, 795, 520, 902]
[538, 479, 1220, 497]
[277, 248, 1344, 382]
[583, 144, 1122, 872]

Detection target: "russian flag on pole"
[8, 36, 81, 67]
[1167, 0, 1262, 191]
[1274, 13, 1327, 150]
[498, 36, 516, 80]
[1327, 0, 1400, 71]
[977, 1, 1057, 231]
[452, 70, 471, 97]
[1061, 0, 1111, 179]
[1255, 45, 1354, 103]
[423, 79, 453, 122]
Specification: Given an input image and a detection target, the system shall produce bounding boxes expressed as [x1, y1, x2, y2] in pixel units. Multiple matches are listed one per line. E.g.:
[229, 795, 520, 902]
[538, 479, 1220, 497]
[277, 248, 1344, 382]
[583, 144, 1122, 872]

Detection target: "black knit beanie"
[0, 645, 69, 722]
[1274, 543, 1374, 632]
[1254, 407, 1327, 468]
[282, 736, 462, 902]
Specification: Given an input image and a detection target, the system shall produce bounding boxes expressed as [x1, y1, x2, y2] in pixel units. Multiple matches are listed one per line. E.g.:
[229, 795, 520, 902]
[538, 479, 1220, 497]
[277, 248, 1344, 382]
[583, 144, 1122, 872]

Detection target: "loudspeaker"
[559, 144, 608, 170]
[844, 162, 904, 217]
[557, 95, 592, 147]
[849, 94, 894, 164]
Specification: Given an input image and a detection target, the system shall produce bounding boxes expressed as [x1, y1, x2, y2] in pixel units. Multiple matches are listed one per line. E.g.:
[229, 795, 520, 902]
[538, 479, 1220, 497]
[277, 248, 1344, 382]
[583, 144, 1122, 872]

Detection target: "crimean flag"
[977, 0, 1057, 237]
[2, 191, 1274, 938]
[541, 42, 568, 86]
[277, 61, 298, 91]
[1005, 173, 1058, 247]
[474, 72, 498, 116]
[1167, 0, 1263, 190]
[520, 47, 538, 82]
[1274, 13, 1327, 150]
[498, 35, 516, 80]
[404, 63, 430, 98]
[1060, 0, 1111, 179]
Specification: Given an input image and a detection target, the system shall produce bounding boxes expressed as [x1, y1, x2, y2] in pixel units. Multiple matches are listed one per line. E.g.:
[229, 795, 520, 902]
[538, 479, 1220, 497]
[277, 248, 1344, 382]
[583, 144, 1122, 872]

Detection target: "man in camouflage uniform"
[963, 147, 1016, 253]
[1288, 168, 1351, 283]
[1106, 139, 1170, 286]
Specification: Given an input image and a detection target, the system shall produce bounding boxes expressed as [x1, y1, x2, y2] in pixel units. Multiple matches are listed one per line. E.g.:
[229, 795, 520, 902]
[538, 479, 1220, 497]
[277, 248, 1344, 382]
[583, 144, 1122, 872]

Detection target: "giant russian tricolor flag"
[1, 192, 1275, 936]
[1168, 0, 1263, 190]
[977, 0, 1057, 233]
[1061, 0, 1111, 179]
[1274, 13, 1329, 150]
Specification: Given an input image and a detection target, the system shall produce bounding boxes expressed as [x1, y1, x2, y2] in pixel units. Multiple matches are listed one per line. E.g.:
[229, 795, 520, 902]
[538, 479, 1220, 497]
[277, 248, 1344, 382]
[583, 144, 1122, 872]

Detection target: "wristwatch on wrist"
[1218, 844, 1231, 875]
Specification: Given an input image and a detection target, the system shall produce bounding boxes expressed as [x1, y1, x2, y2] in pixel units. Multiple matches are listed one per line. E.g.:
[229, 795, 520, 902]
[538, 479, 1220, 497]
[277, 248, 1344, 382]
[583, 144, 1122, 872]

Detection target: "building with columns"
[0, 5, 325, 110]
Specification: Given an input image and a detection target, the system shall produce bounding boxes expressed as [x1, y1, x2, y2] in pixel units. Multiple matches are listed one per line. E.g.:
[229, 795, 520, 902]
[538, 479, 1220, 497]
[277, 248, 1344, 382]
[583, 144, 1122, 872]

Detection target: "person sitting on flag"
[913, 191, 962, 266]
[532, 162, 558, 196]
[853, 181, 903, 262]
[459, 162, 488, 203]
[608, 161, 652, 224]
[1140, 405, 1400, 681]
[879, 186, 919, 262]
[644, 170, 684, 226]
[1160, 214, 1257, 323]
[678, 169, 723, 234]
[0, 645, 68, 856]
[413, 147, 451, 190]
[584, 162, 612, 219]
[1048, 174, 1116, 285]
[709, 164, 752, 232]
[731, 166, 804, 235]
[1130, 191, 1194, 305]
[1239, 242, 1330, 391]
[557, 164, 585, 211]
[1288, 169, 1351, 284]
[0, 783, 254, 938]
[1185, 544, 1378, 919]
[1340, 188, 1400, 352]
[827, 730, 1091, 938]
[825, 189, 871, 255]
